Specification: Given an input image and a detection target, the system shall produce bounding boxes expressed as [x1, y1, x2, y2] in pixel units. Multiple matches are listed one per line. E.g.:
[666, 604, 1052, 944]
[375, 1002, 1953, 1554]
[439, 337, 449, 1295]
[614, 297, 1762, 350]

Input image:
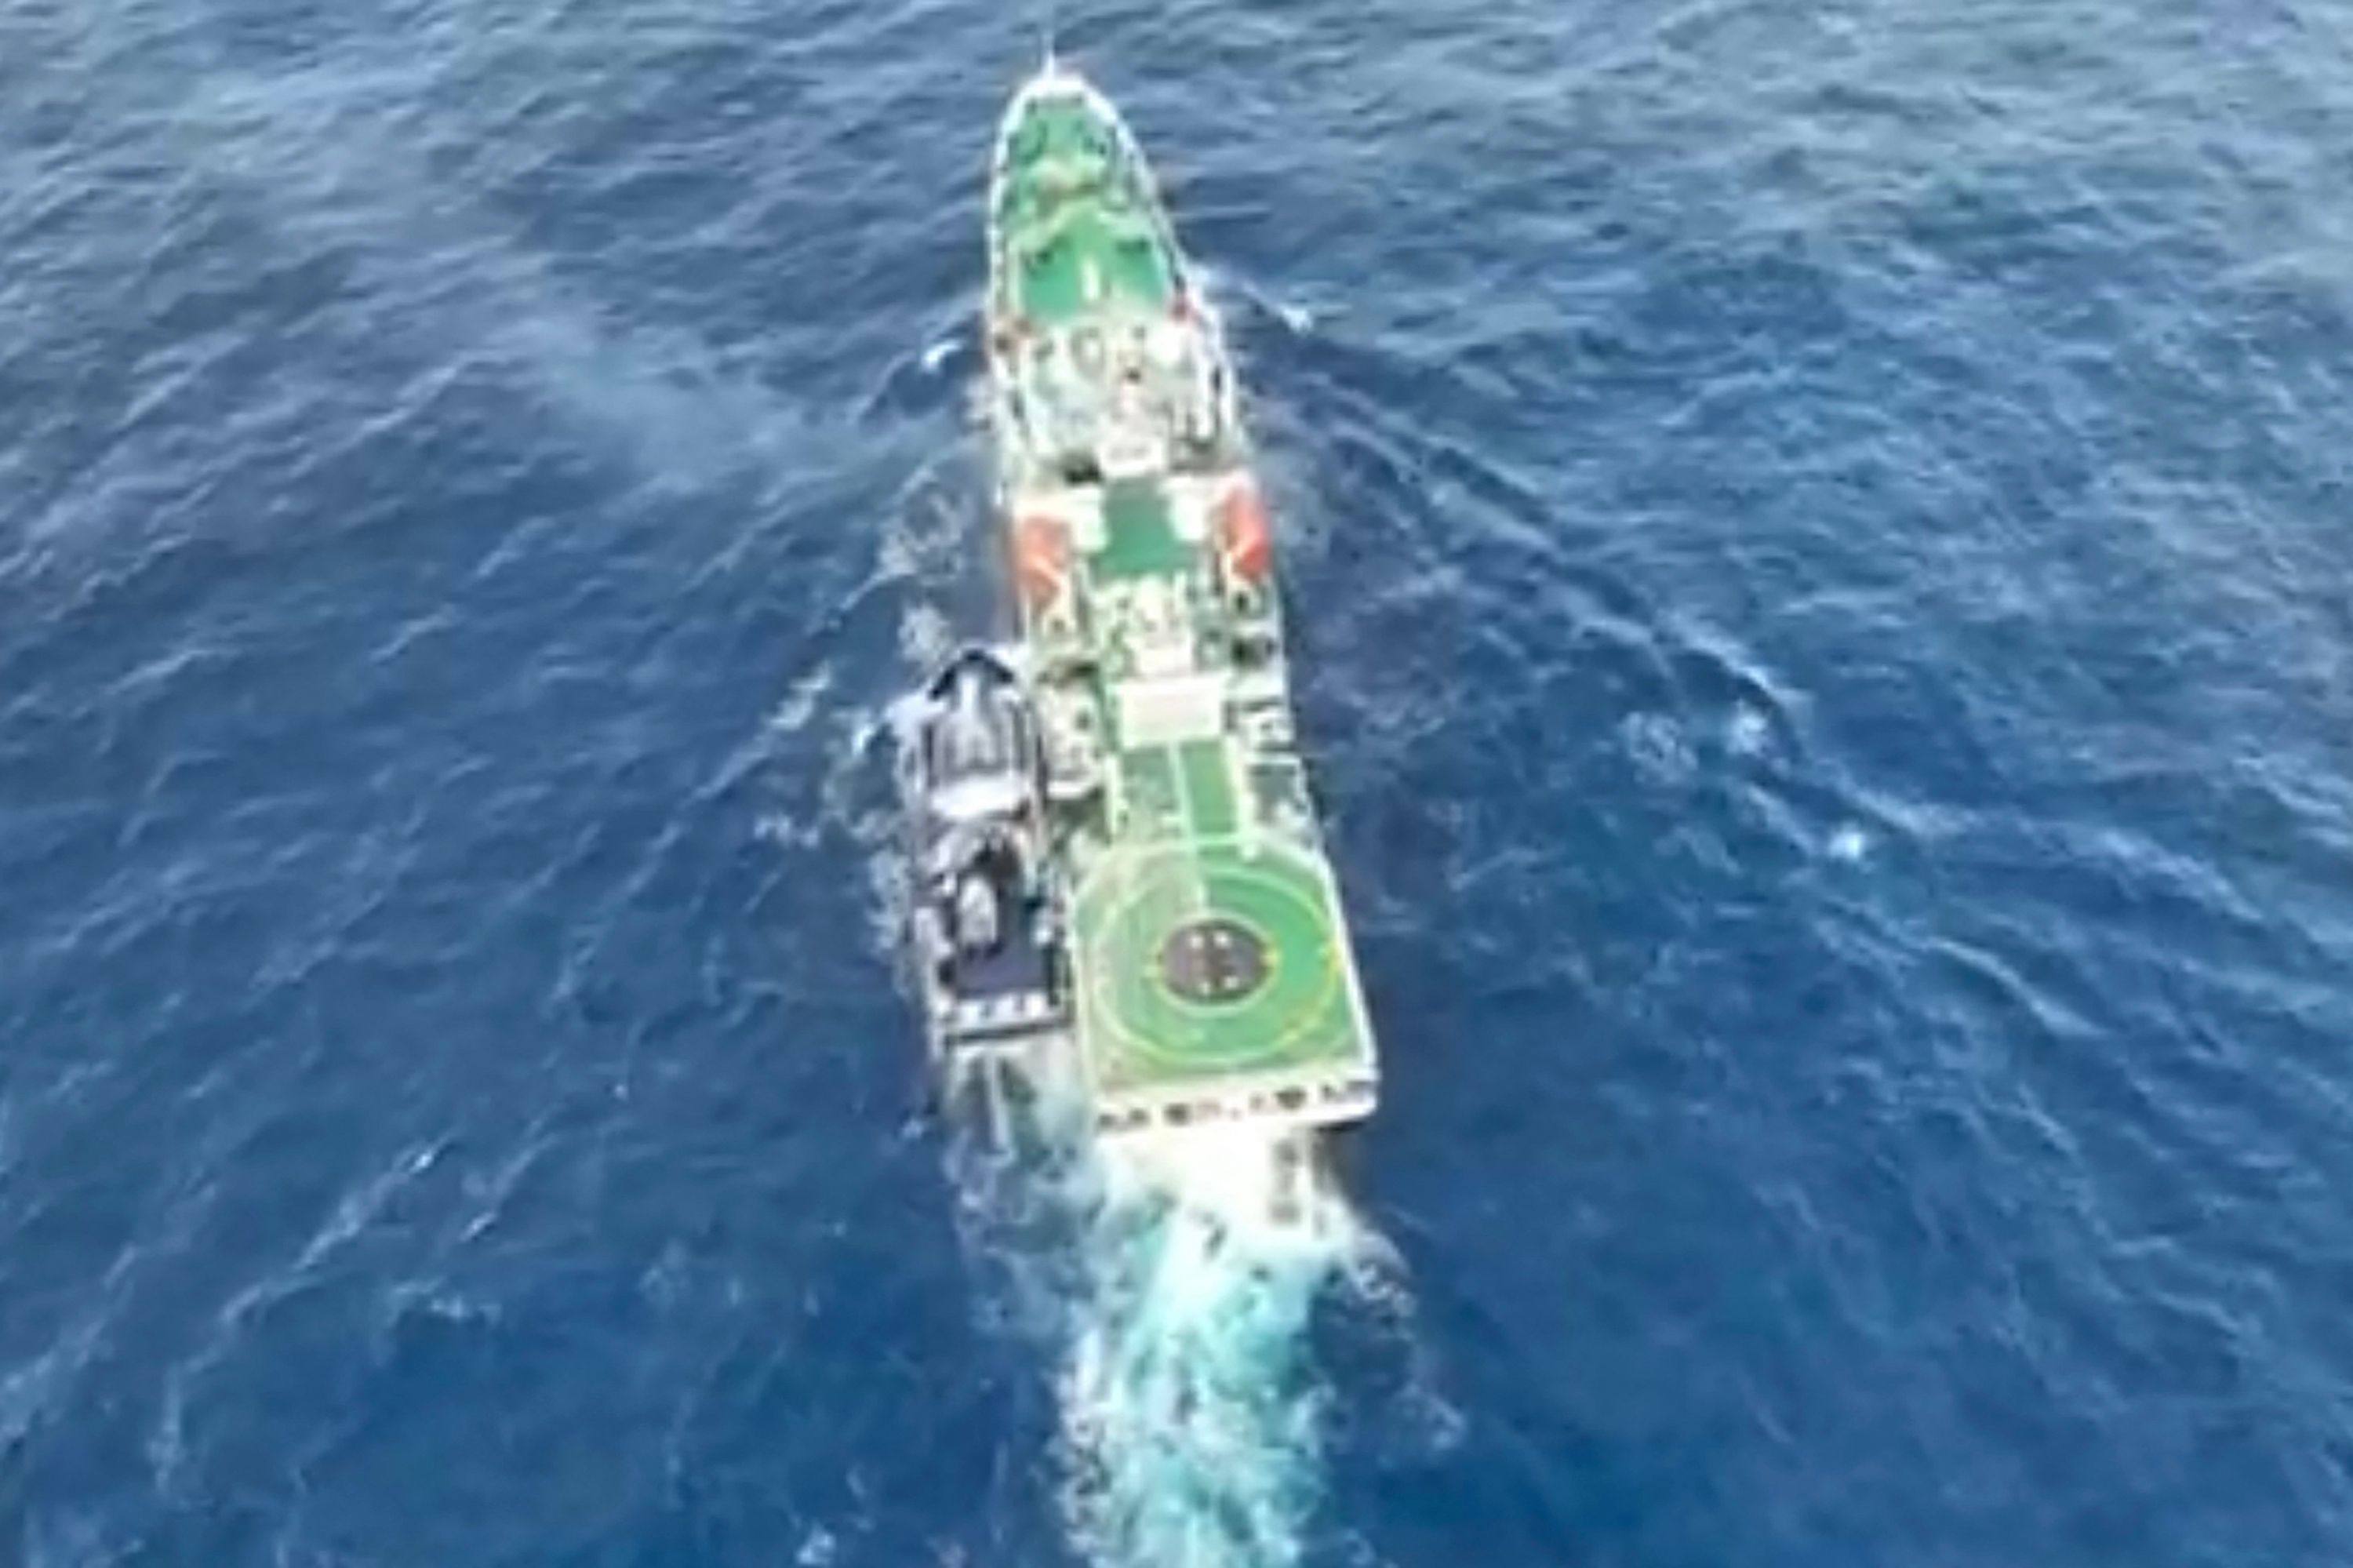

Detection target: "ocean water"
[4, 0, 2352, 1563]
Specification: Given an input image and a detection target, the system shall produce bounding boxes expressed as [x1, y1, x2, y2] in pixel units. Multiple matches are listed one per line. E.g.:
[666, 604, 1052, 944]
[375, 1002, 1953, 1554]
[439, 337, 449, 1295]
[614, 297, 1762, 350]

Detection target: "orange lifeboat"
[1216, 478, 1273, 584]
[1012, 512, 1071, 606]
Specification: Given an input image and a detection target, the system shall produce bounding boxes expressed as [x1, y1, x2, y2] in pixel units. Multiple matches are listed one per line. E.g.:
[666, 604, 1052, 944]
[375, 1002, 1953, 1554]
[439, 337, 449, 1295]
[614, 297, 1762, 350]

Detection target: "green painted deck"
[1094, 481, 1191, 580]
[1073, 721, 1369, 1097]
[1073, 839, 1361, 1093]
[1176, 740, 1238, 838]
[995, 97, 1178, 326]
[1117, 747, 1181, 839]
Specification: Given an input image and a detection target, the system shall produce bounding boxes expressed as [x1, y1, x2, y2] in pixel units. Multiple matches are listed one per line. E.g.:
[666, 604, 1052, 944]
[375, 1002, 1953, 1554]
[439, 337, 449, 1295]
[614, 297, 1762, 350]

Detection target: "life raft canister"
[1216, 478, 1273, 584]
[1013, 512, 1072, 605]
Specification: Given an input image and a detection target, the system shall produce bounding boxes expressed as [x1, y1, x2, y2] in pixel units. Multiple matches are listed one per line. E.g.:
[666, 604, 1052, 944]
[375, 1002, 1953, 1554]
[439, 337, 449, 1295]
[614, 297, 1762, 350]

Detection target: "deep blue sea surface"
[5, 1, 2352, 1563]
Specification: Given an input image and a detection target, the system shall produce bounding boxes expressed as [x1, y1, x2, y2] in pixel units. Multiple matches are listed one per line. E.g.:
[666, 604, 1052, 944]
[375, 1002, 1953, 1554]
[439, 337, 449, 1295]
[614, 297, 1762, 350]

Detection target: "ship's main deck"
[986, 72, 1377, 1137]
[1055, 482, 1377, 1133]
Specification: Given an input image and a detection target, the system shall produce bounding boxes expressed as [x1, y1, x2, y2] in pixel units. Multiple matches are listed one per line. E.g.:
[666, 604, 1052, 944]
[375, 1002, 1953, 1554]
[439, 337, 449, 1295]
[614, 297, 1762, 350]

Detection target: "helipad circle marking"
[1078, 842, 1346, 1076]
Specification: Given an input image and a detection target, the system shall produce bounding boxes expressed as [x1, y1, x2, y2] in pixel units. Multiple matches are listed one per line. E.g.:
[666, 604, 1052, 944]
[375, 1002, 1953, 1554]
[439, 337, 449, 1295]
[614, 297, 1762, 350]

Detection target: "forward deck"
[993, 91, 1178, 329]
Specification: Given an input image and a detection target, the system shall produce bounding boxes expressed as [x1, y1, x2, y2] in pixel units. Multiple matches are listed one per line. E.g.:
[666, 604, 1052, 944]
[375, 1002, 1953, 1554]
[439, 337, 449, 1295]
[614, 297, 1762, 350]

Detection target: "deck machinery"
[900, 66, 1377, 1166]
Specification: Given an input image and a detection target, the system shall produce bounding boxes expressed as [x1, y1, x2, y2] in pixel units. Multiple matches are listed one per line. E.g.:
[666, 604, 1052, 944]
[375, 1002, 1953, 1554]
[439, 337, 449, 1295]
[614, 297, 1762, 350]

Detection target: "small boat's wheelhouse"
[900, 649, 1068, 1052]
